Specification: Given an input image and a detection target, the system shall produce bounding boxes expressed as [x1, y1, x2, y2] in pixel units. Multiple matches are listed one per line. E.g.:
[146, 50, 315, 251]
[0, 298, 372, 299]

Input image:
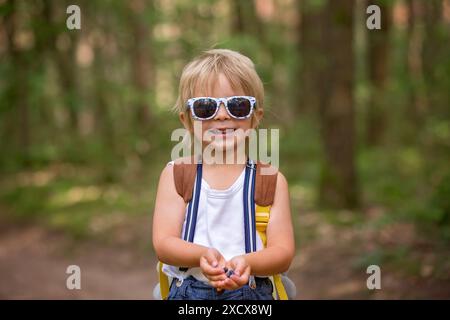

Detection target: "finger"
[204, 250, 220, 267]
[210, 279, 231, 292]
[206, 273, 227, 282]
[217, 256, 227, 269]
[231, 259, 246, 277]
[221, 278, 240, 291]
[213, 278, 238, 290]
[200, 257, 225, 276]
[210, 281, 226, 292]
[224, 260, 233, 271]
[230, 266, 250, 286]
[230, 273, 247, 286]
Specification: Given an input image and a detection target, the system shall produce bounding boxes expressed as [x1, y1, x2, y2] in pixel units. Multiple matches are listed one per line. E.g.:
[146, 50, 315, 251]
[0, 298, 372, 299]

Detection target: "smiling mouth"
[208, 128, 236, 135]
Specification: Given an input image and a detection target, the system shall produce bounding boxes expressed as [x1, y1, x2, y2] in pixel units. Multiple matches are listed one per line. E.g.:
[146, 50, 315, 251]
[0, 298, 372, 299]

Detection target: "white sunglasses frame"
[185, 96, 256, 120]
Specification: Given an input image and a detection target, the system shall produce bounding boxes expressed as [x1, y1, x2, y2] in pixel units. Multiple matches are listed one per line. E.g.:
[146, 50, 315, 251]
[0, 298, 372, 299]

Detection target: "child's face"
[180, 73, 263, 153]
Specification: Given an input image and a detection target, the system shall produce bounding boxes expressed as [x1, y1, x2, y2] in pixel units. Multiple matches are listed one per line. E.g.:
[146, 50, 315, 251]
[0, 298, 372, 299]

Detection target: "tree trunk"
[231, 0, 264, 37]
[45, 0, 80, 132]
[366, 1, 391, 146]
[298, 0, 328, 114]
[93, 46, 115, 150]
[4, 0, 30, 163]
[129, 0, 154, 133]
[406, 0, 429, 125]
[317, 0, 359, 209]
[422, 0, 443, 107]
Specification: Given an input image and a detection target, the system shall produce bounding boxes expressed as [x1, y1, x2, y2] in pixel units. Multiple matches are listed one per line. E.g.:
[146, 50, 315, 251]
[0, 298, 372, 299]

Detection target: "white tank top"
[162, 161, 264, 283]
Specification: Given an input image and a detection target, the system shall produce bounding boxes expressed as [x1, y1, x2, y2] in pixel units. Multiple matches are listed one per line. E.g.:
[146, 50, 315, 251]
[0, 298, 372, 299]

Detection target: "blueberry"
[226, 269, 234, 278]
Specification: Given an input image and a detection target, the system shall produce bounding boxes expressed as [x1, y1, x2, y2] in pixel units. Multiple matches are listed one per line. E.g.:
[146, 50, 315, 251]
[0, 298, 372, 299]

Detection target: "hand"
[217, 255, 251, 291]
[200, 248, 227, 290]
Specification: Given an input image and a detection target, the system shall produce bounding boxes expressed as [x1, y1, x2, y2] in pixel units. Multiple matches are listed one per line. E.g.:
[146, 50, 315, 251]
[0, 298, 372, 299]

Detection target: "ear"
[252, 108, 264, 128]
[179, 112, 192, 132]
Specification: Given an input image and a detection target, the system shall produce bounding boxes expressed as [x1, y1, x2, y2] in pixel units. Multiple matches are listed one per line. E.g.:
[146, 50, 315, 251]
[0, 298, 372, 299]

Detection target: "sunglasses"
[186, 96, 256, 120]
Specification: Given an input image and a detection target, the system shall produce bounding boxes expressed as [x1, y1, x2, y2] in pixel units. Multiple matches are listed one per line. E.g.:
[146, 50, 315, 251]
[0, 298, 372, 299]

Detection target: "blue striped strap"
[243, 159, 258, 289]
[179, 162, 202, 271]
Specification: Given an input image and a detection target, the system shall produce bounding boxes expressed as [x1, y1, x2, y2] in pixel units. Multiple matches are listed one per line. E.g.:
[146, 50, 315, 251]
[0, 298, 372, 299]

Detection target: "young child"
[152, 49, 295, 300]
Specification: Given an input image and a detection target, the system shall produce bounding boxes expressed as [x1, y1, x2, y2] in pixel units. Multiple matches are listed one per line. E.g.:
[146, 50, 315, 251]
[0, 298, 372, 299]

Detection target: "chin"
[209, 141, 236, 151]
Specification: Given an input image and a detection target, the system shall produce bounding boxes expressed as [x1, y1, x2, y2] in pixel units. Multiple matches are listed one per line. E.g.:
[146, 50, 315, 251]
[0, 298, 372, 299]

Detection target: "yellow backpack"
[156, 158, 289, 300]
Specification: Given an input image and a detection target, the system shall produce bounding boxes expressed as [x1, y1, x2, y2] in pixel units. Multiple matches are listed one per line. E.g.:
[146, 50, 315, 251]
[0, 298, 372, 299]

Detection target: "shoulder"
[159, 162, 175, 185]
[161, 156, 193, 179]
[256, 162, 283, 186]
[164, 157, 198, 203]
[273, 170, 289, 203]
[173, 156, 196, 165]
[255, 162, 286, 206]
[160, 157, 192, 185]
[270, 171, 291, 216]
[276, 171, 288, 188]
[157, 162, 186, 202]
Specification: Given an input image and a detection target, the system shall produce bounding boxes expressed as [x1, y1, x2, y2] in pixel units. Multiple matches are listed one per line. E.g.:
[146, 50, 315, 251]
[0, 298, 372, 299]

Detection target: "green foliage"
[353, 245, 421, 277]
[0, 0, 449, 249]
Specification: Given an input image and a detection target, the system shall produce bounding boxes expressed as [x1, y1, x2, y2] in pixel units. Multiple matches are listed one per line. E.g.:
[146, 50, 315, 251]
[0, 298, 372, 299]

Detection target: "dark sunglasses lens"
[227, 98, 252, 118]
[192, 99, 217, 119]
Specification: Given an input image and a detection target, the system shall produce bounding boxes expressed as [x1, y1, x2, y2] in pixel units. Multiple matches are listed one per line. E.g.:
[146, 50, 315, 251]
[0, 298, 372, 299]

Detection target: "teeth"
[209, 129, 235, 134]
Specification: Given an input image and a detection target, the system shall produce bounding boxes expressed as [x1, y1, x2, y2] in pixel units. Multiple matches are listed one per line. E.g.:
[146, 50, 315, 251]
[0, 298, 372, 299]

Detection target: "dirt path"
[0, 224, 156, 299]
[1, 221, 448, 299]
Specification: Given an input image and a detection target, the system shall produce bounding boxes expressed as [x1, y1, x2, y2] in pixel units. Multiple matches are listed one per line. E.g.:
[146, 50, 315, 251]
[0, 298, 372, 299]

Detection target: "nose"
[214, 102, 230, 120]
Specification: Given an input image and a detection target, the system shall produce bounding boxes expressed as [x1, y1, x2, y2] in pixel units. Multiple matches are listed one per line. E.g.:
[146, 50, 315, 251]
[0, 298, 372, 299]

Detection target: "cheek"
[191, 120, 212, 141]
[236, 119, 253, 131]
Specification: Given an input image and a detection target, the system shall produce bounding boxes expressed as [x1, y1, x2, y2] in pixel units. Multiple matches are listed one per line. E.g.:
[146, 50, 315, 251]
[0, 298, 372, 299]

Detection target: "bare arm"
[240, 171, 295, 276]
[152, 164, 210, 267]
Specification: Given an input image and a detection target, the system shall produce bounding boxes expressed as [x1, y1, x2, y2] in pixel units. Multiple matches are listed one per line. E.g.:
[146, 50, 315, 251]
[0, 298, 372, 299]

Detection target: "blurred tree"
[299, 0, 359, 208]
[422, 0, 445, 109]
[367, 0, 391, 146]
[231, 0, 264, 38]
[299, 0, 327, 114]
[93, 44, 115, 150]
[48, 0, 80, 132]
[129, 0, 155, 134]
[407, 0, 428, 125]
[318, 0, 359, 209]
[3, 0, 30, 163]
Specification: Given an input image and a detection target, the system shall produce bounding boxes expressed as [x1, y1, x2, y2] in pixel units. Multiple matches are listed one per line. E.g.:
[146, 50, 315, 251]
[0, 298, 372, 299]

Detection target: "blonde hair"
[174, 49, 264, 129]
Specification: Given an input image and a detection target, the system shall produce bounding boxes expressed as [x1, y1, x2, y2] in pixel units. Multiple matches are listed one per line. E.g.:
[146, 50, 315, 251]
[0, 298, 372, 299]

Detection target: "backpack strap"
[255, 161, 278, 206]
[181, 162, 202, 243]
[173, 159, 278, 206]
[243, 159, 258, 289]
[173, 157, 198, 203]
[243, 159, 257, 254]
[175, 158, 203, 272]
